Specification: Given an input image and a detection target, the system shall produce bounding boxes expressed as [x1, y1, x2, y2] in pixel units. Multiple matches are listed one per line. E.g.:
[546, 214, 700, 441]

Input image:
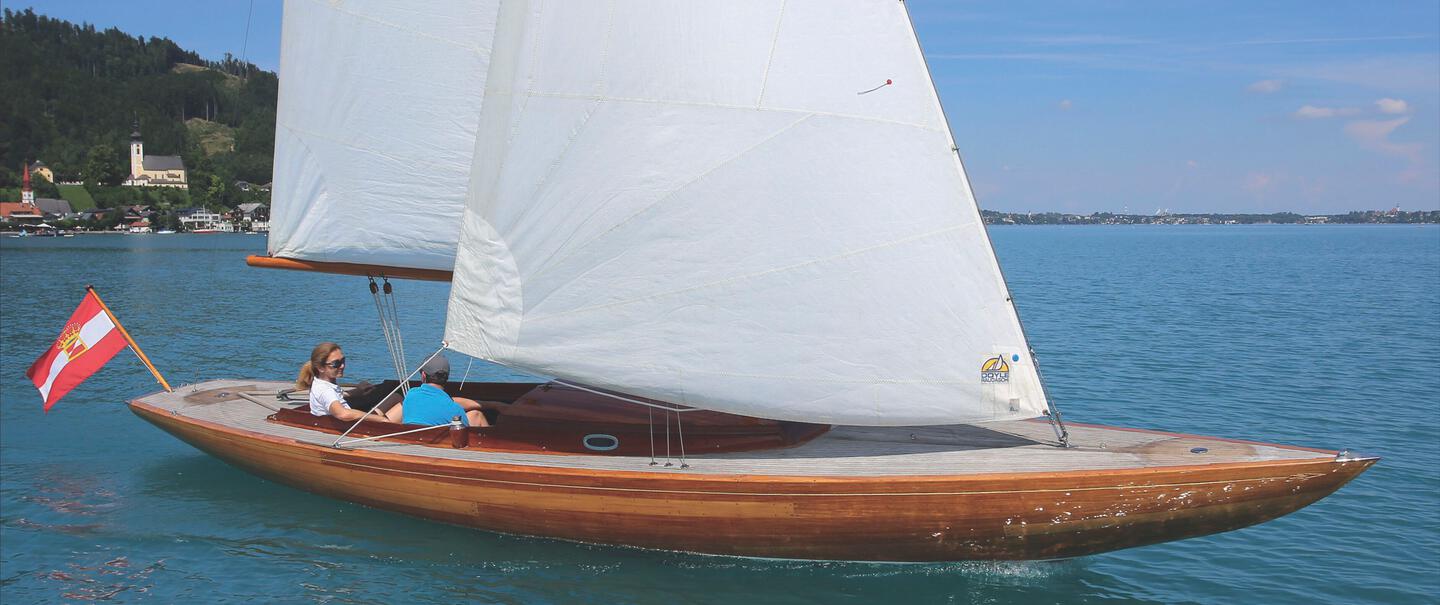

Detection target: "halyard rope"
[369, 277, 409, 395]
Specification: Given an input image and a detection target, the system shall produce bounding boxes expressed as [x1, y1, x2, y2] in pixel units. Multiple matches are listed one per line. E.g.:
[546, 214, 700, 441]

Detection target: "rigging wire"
[239, 0, 254, 81]
[459, 357, 475, 388]
[676, 411, 689, 469]
[648, 407, 657, 466]
[663, 410, 673, 467]
[333, 344, 450, 446]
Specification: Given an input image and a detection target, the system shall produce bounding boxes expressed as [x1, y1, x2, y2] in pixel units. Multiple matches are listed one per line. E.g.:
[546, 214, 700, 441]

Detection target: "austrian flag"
[26, 290, 130, 410]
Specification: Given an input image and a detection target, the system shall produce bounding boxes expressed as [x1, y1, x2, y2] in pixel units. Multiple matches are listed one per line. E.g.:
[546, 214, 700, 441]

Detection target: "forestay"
[445, 0, 1050, 426]
[266, 0, 500, 272]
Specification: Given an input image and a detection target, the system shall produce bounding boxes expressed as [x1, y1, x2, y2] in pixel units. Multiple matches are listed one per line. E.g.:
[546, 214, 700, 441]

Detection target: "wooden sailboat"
[132, 0, 1375, 561]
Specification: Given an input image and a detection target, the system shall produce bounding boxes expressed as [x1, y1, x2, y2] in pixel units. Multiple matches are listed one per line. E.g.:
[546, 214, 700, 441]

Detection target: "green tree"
[194, 173, 225, 207]
[82, 143, 123, 186]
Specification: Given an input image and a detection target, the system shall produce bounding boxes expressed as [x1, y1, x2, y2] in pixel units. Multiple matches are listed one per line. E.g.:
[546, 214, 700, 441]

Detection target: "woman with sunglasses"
[296, 342, 402, 422]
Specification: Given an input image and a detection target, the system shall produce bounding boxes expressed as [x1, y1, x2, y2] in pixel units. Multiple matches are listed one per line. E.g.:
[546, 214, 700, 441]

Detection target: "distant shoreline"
[980, 209, 1438, 226]
[982, 221, 1439, 226]
[0, 230, 263, 235]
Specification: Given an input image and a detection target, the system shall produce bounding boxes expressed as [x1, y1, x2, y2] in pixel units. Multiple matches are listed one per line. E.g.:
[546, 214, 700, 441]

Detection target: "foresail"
[446, 0, 1049, 425]
[266, 0, 499, 273]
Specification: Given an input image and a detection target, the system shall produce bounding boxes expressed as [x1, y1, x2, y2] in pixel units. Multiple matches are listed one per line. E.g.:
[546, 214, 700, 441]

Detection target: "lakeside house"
[33, 197, 72, 217]
[176, 207, 237, 232]
[28, 160, 54, 183]
[230, 202, 270, 232]
[0, 201, 45, 225]
[77, 209, 111, 223]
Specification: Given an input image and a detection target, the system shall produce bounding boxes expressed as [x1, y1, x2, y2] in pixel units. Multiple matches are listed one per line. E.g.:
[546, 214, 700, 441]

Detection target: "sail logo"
[55, 323, 90, 361]
[980, 355, 1010, 383]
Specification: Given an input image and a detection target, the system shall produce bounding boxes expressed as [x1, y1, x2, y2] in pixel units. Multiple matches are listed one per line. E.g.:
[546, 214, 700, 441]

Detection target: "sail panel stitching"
[526, 221, 973, 323]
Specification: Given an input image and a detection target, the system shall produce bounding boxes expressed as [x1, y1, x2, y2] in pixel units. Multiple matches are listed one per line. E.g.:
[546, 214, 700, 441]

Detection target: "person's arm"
[328, 400, 374, 422]
[382, 402, 404, 423]
[453, 396, 483, 411]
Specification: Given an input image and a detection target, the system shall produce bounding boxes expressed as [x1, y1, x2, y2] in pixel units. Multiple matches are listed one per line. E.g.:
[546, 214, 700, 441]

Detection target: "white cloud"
[1274, 55, 1440, 94]
[1058, 99, 1073, 110]
[1016, 34, 1155, 46]
[1344, 118, 1422, 161]
[1244, 172, 1275, 193]
[1375, 98, 1410, 114]
[1226, 35, 1430, 46]
[1294, 105, 1361, 119]
[1247, 79, 1284, 93]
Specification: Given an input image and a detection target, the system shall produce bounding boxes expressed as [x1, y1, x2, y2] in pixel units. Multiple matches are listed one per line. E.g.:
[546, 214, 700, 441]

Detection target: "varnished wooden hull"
[128, 397, 1374, 561]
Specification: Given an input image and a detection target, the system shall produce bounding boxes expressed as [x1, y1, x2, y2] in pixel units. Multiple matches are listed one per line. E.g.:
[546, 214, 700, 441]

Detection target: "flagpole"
[85, 285, 173, 392]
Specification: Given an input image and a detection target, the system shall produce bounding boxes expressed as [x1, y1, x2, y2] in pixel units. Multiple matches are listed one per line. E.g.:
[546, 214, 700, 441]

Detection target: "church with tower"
[122, 122, 188, 189]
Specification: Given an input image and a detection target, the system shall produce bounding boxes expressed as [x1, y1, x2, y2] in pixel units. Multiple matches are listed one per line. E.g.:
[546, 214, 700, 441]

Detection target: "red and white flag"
[26, 290, 129, 410]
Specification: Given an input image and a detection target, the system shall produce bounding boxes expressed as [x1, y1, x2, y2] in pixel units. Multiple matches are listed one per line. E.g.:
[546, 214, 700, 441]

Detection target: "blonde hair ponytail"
[296, 361, 316, 390]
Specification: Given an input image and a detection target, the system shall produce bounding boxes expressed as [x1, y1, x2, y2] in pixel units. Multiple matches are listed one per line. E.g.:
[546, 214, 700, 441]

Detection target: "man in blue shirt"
[400, 355, 491, 427]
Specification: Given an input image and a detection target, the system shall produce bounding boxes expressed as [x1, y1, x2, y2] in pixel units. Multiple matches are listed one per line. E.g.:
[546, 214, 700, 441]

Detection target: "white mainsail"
[444, 0, 1050, 426]
[266, 0, 499, 272]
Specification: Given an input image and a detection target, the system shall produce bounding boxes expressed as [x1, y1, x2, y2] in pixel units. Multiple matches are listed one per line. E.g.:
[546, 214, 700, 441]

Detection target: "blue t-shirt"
[401, 384, 467, 426]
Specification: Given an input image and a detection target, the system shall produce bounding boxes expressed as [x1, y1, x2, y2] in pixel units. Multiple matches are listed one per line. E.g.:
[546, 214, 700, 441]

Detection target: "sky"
[14, 0, 1440, 214]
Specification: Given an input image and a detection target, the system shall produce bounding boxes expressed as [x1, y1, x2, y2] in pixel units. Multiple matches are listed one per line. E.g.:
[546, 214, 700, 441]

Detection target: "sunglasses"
[323, 357, 347, 369]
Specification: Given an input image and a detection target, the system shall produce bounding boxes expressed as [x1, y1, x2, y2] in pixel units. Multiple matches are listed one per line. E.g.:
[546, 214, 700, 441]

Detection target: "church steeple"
[21, 162, 35, 205]
[130, 119, 145, 179]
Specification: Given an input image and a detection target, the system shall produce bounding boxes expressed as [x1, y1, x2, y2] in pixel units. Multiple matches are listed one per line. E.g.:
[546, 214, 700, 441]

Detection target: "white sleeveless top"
[308, 378, 349, 417]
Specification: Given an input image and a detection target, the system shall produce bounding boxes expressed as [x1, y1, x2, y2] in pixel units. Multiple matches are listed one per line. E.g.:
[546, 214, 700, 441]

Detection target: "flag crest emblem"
[57, 323, 89, 361]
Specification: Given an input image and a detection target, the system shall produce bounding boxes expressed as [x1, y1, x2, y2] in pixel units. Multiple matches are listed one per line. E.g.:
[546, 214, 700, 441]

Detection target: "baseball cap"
[420, 354, 450, 376]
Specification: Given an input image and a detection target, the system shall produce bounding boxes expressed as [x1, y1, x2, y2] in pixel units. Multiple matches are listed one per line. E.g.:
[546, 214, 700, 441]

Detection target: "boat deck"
[134, 380, 1336, 477]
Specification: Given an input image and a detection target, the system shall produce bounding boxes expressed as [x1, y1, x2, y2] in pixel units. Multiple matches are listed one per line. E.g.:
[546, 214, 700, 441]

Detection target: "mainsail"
[264, 0, 499, 274]
[444, 0, 1050, 426]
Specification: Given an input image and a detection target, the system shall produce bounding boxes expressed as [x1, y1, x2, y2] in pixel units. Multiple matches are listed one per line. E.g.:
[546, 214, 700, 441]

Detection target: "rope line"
[547, 378, 703, 413]
[383, 279, 408, 387]
[369, 277, 409, 394]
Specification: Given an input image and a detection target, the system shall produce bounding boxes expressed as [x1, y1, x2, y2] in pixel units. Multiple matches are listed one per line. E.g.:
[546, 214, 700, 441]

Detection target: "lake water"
[1, 226, 1436, 604]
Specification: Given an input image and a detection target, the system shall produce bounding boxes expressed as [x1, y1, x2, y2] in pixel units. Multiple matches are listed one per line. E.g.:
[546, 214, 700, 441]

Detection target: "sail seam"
[499, 102, 605, 241]
[519, 365, 989, 385]
[495, 0, 613, 254]
[523, 112, 816, 284]
[278, 122, 470, 169]
[522, 90, 944, 134]
[525, 221, 974, 322]
[754, 0, 788, 109]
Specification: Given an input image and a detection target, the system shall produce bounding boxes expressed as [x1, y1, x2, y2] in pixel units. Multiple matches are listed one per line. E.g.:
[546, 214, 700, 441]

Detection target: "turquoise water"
[1, 226, 1436, 604]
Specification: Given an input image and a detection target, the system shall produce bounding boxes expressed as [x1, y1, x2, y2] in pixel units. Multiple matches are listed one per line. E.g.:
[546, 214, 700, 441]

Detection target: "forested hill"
[0, 8, 276, 201]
